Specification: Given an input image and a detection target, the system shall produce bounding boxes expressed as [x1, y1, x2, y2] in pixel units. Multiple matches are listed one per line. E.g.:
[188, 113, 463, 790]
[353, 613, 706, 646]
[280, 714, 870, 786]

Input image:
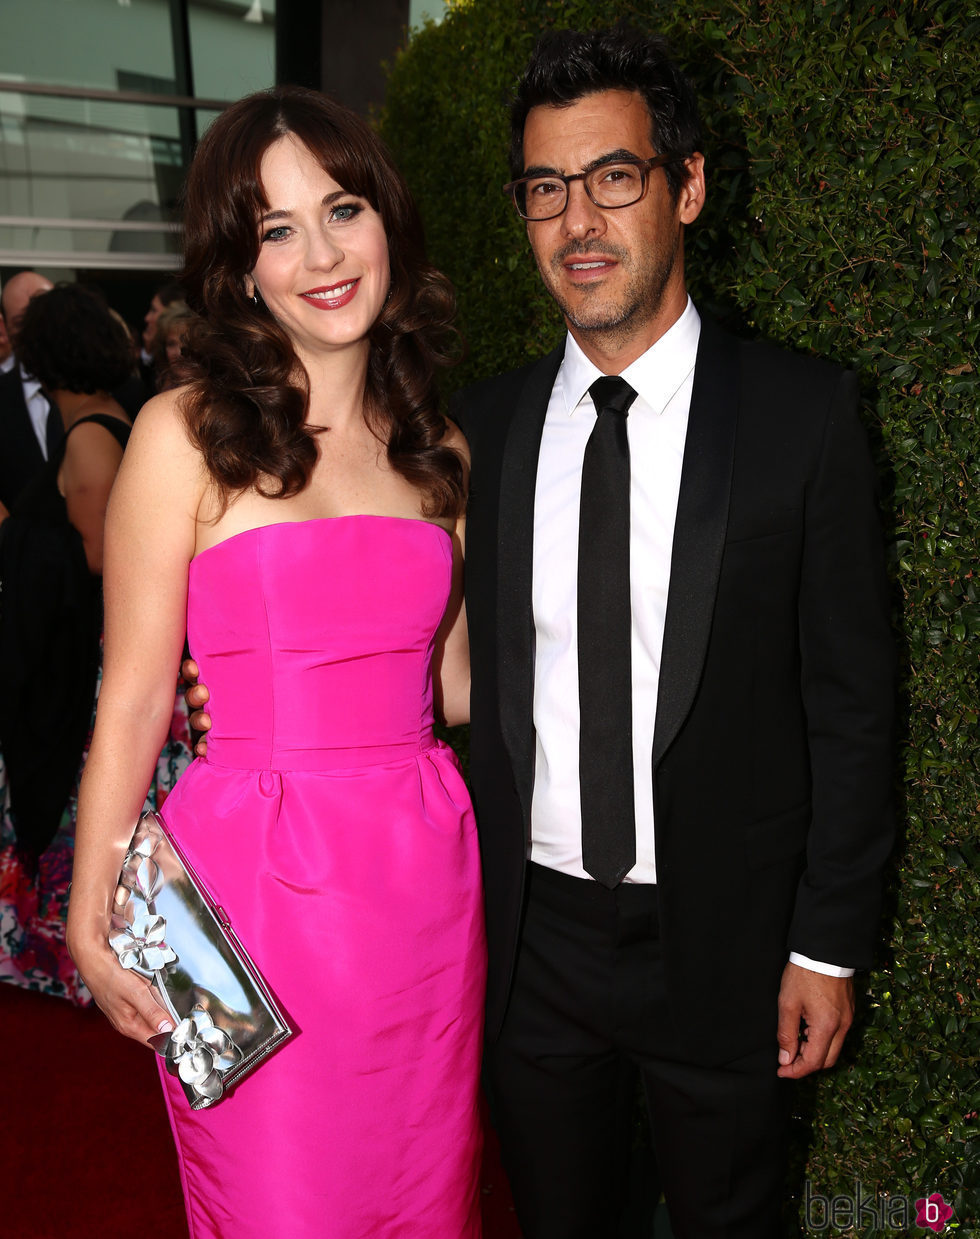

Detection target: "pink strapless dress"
[156, 516, 486, 1238]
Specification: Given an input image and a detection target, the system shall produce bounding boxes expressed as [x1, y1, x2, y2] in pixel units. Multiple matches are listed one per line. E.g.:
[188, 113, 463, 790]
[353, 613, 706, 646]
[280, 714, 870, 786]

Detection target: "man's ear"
[677, 152, 706, 226]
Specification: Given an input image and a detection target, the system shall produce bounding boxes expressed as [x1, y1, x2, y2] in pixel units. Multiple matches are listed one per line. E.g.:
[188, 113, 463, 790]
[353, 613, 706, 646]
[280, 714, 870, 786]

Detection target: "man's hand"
[181, 657, 211, 757]
[776, 962, 854, 1079]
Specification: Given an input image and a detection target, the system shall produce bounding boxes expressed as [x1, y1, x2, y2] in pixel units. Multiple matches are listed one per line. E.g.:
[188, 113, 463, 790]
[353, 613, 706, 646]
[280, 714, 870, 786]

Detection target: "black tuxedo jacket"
[452, 315, 895, 1064]
[0, 366, 45, 510]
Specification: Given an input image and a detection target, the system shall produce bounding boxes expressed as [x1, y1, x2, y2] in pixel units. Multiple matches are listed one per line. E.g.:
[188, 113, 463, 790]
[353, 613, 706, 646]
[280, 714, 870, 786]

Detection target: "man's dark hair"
[509, 25, 703, 201]
[155, 280, 186, 308]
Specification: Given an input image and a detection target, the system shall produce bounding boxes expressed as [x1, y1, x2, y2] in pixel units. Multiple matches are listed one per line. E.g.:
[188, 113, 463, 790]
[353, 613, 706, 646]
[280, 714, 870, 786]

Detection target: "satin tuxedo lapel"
[495, 345, 564, 826]
[653, 317, 739, 768]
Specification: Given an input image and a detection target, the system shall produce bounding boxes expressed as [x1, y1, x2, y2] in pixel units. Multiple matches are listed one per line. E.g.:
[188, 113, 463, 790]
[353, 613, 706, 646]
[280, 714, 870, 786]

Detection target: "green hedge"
[381, 1, 979, 1232]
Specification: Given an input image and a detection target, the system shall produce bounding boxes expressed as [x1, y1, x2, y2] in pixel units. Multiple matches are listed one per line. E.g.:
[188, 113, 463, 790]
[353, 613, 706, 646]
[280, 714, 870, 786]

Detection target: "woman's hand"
[69, 932, 175, 1045]
[181, 657, 211, 756]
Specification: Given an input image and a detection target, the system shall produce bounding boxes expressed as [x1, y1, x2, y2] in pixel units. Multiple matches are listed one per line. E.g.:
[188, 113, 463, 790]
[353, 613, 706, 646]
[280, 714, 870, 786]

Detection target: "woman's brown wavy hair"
[179, 86, 463, 517]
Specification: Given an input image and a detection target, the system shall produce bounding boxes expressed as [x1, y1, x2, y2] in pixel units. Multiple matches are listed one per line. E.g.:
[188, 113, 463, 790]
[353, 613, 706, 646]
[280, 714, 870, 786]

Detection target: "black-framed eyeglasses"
[503, 153, 686, 222]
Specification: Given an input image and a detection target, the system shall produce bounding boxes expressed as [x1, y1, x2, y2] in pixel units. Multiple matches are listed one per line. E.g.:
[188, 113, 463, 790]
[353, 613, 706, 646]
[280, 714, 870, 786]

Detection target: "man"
[0, 270, 57, 510]
[0, 310, 12, 371]
[186, 27, 894, 1237]
[451, 26, 894, 1239]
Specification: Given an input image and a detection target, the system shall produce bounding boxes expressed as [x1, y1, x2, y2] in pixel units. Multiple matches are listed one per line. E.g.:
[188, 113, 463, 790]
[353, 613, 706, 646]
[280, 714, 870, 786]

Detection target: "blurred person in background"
[108, 304, 154, 420]
[151, 300, 194, 391]
[0, 310, 12, 371]
[0, 310, 12, 524]
[0, 271, 58, 513]
[1, 270, 54, 342]
[139, 280, 185, 391]
[0, 283, 191, 1004]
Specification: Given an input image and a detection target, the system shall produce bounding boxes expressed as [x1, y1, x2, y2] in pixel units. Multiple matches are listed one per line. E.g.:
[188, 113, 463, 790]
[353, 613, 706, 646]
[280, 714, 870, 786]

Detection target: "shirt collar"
[19, 363, 42, 398]
[557, 296, 701, 417]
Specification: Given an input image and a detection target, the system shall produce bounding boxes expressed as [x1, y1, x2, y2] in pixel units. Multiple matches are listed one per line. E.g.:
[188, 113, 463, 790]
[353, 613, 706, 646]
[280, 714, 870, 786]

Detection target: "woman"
[151, 300, 194, 391]
[0, 284, 191, 1002]
[66, 88, 485, 1238]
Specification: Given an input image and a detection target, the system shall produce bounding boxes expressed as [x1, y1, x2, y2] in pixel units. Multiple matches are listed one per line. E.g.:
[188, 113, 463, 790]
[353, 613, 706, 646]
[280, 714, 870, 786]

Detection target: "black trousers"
[484, 863, 792, 1239]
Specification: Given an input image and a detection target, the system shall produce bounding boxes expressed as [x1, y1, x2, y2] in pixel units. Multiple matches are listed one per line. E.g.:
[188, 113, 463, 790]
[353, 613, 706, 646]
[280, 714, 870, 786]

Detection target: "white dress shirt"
[531, 299, 699, 883]
[21, 364, 52, 459]
[528, 297, 850, 977]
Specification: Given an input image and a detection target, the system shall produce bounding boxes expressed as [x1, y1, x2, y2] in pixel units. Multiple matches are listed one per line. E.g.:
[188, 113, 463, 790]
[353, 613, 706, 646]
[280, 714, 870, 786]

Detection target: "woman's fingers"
[77, 950, 175, 1045]
[104, 981, 174, 1044]
[120, 978, 175, 1041]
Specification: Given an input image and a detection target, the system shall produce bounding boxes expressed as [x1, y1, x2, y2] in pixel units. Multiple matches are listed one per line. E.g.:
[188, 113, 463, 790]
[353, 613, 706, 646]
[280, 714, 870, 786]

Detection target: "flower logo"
[108, 909, 178, 976]
[165, 1007, 243, 1104]
[915, 1193, 953, 1233]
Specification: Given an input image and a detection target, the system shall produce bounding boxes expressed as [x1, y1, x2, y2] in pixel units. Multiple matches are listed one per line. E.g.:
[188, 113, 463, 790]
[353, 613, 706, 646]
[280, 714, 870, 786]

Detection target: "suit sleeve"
[788, 369, 895, 968]
[448, 390, 470, 439]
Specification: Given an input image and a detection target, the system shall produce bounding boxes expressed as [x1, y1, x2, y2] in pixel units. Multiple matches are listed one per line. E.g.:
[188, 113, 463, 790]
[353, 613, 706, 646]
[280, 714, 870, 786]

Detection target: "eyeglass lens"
[519, 162, 646, 220]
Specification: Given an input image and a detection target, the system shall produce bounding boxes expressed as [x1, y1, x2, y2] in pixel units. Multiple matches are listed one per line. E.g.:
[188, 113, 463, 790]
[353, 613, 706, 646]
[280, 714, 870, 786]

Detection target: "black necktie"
[578, 376, 638, 888]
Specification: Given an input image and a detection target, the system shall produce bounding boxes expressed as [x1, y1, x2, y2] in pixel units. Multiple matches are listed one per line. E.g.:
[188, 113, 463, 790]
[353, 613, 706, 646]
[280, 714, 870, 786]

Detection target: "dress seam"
[204, 744, 441, 776]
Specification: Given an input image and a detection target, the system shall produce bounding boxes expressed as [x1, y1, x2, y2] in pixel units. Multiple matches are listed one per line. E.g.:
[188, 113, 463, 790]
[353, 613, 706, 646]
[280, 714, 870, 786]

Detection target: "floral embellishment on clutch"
[109, 811, 293, 1109]
[118, 823, 166, 901]
[109, 909, 178, 976]
[166, 1007, 245, 1104]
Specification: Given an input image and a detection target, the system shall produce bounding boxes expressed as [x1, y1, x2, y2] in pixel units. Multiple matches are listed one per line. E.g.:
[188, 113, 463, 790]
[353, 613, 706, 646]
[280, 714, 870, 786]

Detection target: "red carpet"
[0, 983, 520, 1237]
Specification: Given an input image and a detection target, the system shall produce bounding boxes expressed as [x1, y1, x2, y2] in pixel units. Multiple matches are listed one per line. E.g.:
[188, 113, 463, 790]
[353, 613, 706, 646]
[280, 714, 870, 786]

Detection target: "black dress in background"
[0, 414, 131, 860]
[0, 413, 192, 1002]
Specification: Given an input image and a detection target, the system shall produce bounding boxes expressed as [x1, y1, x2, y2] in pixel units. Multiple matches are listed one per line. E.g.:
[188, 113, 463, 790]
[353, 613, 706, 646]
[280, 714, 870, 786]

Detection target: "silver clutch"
[109, 810, 294, 1110]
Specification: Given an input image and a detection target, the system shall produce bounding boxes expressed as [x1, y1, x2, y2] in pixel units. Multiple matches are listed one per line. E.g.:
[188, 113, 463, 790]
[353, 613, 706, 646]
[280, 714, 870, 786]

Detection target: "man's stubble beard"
[539, 232, 681, 355]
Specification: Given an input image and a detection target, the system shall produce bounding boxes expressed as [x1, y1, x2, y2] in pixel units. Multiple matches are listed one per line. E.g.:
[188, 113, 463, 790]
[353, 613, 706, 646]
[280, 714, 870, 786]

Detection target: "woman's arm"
[66, 391, 207, 1043]
[431, 421, 470, 728]
[59, 418, 128, 575]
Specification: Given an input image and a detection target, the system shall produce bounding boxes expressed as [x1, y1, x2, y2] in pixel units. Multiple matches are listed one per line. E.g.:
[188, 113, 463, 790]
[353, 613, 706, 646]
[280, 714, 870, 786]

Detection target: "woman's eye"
[262, 225, 290, 243]
[330, 202, 363, 223]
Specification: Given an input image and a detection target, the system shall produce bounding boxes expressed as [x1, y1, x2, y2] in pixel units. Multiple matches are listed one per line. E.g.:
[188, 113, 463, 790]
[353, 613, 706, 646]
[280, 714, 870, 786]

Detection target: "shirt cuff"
[788, 952, 855, 978]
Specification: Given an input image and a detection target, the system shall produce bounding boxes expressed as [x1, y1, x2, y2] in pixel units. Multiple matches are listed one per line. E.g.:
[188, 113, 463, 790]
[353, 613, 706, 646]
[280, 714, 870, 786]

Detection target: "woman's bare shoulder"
[129, 387, 194, 447]
[111, 387, 209, 511]
[116, 388, 206, 478]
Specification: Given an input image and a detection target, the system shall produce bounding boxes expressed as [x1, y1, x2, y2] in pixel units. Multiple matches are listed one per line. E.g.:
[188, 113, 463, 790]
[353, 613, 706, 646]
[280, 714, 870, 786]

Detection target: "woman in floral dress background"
[0, 682, 191, 1003]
